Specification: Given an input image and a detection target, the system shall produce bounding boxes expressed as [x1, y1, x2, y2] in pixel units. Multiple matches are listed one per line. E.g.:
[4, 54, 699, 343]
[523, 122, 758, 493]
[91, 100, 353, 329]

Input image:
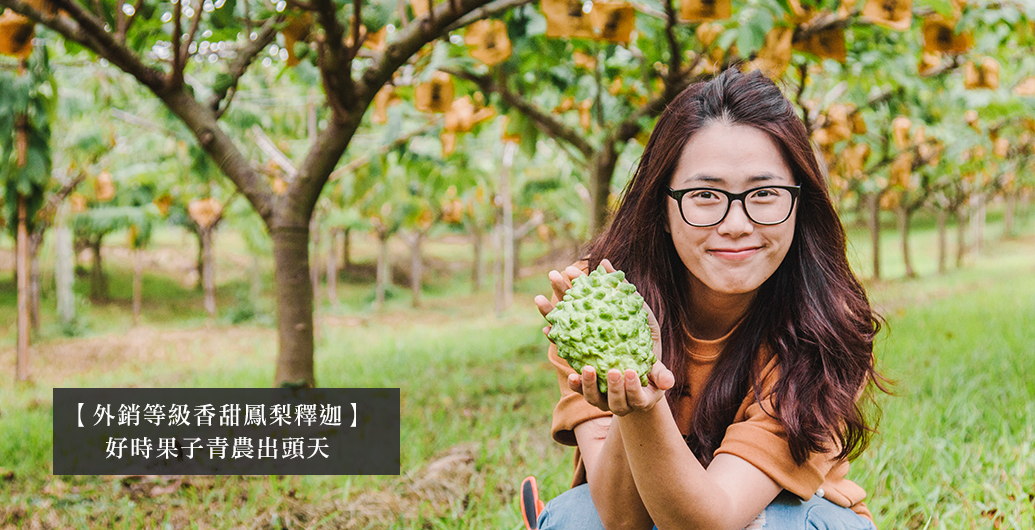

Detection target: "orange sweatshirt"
[548, 326, 874, 523]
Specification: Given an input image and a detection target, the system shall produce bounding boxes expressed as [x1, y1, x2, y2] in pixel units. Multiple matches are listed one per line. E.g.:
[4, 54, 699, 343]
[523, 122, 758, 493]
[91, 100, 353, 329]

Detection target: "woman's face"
[666, 122, 798, 302]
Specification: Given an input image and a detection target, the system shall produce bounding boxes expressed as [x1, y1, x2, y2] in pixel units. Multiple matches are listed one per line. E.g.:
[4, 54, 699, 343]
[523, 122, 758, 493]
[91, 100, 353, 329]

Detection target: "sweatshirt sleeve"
[548, 341, 613, 446]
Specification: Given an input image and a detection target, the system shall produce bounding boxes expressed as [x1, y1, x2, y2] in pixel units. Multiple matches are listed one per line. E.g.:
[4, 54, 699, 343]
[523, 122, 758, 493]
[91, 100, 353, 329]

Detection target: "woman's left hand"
[535, 258, 674, 416]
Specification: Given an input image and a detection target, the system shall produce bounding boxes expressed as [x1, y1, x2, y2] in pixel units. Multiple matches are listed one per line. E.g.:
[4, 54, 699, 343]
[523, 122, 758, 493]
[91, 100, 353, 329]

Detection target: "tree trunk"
[28, 232, 42, 332]
[195, 227, 204, 291]
[588, 145, 620, 238]
[201, 227, 217, 320]
[327, 228, 339, 307]
[970, 194, 985, 255]
[409, 230, 424, 308]
[375, 229, 391, 311]
[500, 142, 516, 311]
[494, 225, 504, 318]
[852, 196, 869, 229]
[55, 213, 75, 326]
[17, 195, 30, 381]
[897, 204, 915, 278]
[867, 192, 881, 280]
[471, 226, 484, 293]
[936, 209, 947, 275]
[512, 234, 522, 286]
[1004, 188, 1016, 238]
[250, 253, 262, 305]
[89, 237, 107, 300]
[955, 208, 966, 268]
[272, 225, 315, 387]
[340, 227, 351, 274]
[309, 218, 320, 302]
[308, 218, 320, 340]
[132, 247, 144, 325]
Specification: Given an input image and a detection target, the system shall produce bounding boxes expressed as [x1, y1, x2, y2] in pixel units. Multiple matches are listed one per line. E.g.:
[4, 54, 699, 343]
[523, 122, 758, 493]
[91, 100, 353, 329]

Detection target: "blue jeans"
[538, 484, 877, 530]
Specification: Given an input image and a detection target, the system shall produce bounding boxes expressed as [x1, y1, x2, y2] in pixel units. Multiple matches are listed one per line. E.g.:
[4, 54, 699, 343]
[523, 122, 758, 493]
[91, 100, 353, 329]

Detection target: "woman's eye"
[690, 191, 717, 200]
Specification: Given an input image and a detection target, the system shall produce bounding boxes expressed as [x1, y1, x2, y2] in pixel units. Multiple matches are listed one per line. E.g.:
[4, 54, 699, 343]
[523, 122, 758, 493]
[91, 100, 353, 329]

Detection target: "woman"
[533, 68, 885, 530]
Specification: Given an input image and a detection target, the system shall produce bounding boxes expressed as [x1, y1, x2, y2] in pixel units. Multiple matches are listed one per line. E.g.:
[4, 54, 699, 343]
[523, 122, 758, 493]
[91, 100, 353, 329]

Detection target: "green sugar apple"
[546, 265, 656, 394]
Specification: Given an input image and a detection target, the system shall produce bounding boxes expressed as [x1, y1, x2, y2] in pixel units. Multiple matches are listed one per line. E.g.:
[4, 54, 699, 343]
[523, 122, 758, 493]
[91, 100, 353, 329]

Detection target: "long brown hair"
[586, 68, 884, 465]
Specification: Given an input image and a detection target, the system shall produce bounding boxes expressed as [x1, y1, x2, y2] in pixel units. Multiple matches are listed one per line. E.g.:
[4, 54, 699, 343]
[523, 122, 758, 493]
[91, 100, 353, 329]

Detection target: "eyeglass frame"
[666, 185, 802, 227]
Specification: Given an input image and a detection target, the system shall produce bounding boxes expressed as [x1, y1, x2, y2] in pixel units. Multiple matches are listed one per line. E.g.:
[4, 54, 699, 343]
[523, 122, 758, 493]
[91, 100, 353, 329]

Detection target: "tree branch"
[351, 0, 364, 60]
[444, 0, 534, 33]
[115, 0, 126, 43]
[181, 0, 206, 70]
[662, 0, 681, 88]
[1, 0, 167, 91]
[796, 62, 812, 136]
[208, 16, 281, 117]
[296, 0, 496, 226]
[610, 90, 671, 148]
[328, 120, 438, 181]
[920, 55, 964, 77]
[447, 68, 595, 159]
[33, 173, 87, 231]
[251, 125, 299, 179]
[110, 108, 183, 138]
[313, 0, 355, 121]
[794, 9, 860, 42]
[160, 89, 276, 224]
[358, 0, 496, 104]
[171, 0, 184, 87]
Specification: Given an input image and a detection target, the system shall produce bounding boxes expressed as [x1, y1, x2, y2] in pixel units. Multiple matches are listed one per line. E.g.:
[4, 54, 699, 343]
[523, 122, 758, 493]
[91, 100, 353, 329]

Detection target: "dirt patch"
[0, 326, 275, 386]
[287, 443, 482, 529]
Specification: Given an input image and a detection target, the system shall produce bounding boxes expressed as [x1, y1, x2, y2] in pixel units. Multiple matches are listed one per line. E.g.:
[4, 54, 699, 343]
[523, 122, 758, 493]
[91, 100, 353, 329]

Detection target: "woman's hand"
[534, 259, 674, 416]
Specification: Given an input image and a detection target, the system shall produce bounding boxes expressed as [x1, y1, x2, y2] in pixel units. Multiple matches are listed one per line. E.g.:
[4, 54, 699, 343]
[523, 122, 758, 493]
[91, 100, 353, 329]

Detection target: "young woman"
[533, 69, 885, 530]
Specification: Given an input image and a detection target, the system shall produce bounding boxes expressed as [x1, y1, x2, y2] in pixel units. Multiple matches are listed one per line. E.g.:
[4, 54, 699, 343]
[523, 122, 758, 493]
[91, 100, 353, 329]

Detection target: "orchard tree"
[0, 45, 53, 381]
[1, 0, 520, 386]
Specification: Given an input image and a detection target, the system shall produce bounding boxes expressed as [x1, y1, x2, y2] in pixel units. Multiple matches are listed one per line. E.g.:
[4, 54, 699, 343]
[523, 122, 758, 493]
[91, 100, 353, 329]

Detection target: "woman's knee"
[761, 491, 876, 530]
[537, 484, 606, 530]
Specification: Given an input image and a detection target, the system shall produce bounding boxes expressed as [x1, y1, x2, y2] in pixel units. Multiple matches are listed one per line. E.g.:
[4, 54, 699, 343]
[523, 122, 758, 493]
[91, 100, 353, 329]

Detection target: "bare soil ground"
[0, 325, 275, 388]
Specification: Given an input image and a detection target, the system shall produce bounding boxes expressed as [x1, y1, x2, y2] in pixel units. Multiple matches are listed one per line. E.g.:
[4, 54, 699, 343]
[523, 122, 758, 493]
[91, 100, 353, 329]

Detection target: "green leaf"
[211, 0, 238, 29]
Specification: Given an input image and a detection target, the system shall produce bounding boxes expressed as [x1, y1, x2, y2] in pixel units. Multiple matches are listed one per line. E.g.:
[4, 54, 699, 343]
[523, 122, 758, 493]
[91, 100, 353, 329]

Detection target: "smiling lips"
[708, 246, 762, 260]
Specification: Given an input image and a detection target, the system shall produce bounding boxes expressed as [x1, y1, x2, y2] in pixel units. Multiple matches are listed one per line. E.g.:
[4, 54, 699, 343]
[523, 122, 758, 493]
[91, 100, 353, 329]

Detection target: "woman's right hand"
[534, 259, 674, 416]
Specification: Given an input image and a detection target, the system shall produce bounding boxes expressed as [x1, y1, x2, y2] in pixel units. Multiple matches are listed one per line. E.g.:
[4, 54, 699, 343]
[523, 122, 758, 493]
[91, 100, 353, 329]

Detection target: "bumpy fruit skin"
[546, 265, 656, 394]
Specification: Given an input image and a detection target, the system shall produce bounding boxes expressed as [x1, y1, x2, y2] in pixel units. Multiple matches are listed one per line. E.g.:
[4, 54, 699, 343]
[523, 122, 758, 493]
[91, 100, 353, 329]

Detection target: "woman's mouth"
[709, 247, 761, 261]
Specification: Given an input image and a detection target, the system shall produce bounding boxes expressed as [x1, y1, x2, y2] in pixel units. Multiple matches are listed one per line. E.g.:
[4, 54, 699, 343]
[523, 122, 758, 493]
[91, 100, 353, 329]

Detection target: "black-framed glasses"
[667, 185, 801, 227]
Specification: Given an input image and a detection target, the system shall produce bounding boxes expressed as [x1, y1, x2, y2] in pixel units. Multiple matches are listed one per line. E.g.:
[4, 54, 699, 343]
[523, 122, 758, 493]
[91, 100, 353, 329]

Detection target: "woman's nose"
[717, 199, 754, 237]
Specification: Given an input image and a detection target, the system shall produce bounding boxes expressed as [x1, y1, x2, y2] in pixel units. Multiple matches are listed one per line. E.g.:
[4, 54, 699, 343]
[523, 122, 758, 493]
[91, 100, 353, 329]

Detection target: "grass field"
[1, 205, 1033, 529]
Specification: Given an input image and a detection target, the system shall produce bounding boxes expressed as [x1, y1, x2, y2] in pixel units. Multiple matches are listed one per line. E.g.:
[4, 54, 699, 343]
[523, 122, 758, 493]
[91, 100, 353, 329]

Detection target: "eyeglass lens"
[681, 187, 794, 226]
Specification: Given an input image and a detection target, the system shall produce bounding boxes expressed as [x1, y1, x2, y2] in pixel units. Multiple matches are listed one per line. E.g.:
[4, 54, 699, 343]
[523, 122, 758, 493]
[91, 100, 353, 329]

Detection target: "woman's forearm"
[586, 419, 654, 530]
[616, 400, 774, 530]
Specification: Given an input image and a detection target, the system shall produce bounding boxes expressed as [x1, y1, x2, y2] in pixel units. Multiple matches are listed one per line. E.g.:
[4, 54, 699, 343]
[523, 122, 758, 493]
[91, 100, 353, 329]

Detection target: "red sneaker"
[520, 476, 546, 529]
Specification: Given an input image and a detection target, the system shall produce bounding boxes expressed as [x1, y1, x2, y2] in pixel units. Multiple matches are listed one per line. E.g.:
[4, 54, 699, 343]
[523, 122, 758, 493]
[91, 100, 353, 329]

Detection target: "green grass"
[1, 205, 1034, 528]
